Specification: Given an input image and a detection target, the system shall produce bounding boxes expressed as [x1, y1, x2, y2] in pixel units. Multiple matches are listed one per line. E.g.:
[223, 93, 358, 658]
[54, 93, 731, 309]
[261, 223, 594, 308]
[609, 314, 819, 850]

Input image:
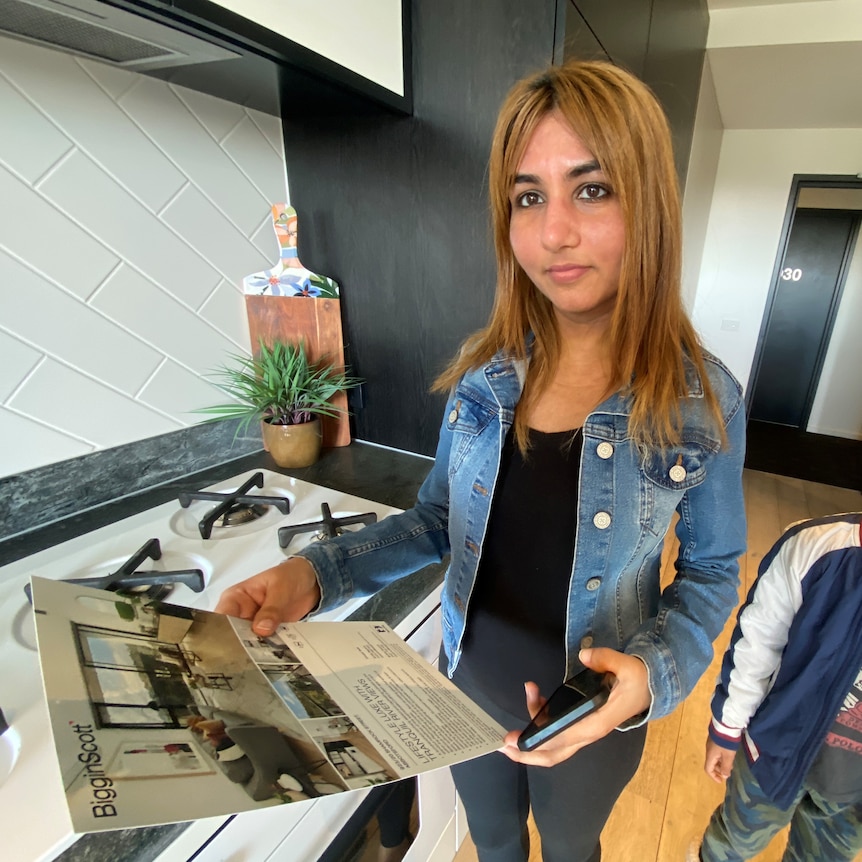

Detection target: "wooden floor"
[454, 470, 862, 862]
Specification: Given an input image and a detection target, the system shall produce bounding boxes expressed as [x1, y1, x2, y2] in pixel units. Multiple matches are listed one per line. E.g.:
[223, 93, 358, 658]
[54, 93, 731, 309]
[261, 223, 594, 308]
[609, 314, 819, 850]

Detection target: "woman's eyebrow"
[512, 160, 603, 186]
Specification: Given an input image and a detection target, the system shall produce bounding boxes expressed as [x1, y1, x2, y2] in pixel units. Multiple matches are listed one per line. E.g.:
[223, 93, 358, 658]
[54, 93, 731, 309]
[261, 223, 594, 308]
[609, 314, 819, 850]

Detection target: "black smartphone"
[517, 668, 610, 752]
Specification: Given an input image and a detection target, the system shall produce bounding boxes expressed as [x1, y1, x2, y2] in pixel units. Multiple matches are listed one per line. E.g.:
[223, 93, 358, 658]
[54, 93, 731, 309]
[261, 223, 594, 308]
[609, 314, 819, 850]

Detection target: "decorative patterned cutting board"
[244, 205, 350, 448]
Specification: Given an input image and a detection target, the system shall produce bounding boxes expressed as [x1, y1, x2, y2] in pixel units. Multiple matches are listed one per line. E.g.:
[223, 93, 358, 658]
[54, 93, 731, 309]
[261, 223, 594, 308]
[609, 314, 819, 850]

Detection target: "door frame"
[746, 173, 862, 429]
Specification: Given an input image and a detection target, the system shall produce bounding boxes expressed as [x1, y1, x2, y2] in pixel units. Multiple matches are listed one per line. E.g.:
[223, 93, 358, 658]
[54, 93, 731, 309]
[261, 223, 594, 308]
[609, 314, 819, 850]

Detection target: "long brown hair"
[433, 60, 724, 451]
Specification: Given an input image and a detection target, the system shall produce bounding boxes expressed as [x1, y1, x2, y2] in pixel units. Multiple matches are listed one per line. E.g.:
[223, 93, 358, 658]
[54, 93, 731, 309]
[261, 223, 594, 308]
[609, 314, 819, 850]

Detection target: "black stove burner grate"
[278, 502, 378, 548]
[24, 538, 205, 603]
[178, 471, 291, 539]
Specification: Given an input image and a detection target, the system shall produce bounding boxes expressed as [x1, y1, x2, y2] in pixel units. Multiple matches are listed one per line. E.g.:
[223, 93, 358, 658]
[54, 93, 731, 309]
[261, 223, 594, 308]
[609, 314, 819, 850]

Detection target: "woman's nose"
[541, 200, 580, 250]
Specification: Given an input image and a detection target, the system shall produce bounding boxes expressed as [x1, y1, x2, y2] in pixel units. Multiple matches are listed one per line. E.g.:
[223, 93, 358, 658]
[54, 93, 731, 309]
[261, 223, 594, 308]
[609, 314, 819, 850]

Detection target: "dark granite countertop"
[6, 442, 444, 862]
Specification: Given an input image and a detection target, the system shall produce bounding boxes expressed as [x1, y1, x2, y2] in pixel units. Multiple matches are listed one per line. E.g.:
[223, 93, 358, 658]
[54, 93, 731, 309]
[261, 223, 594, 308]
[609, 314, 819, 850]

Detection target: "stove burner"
[213, 503, 269, 528]
[178, 471, 290, 539]
[278, 502, 378, 548]
[23, 538, 205, 603]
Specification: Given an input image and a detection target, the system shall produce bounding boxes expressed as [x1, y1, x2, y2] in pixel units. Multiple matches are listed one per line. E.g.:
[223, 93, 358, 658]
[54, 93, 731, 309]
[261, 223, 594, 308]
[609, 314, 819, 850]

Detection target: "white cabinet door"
[207, 0, 405, 95]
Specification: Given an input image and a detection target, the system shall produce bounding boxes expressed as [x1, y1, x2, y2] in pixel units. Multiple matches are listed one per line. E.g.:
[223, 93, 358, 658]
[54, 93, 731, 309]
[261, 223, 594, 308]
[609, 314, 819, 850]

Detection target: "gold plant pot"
[262, 418, 322, 468]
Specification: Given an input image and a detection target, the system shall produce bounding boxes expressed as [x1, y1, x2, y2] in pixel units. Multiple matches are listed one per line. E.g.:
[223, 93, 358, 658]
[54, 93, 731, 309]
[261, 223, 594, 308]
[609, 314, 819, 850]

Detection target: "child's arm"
[709, 539, 804, 747]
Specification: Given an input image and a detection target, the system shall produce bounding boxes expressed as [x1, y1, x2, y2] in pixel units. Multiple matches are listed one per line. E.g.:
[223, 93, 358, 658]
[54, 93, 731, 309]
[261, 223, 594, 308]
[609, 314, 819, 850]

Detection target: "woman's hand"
[704, 739, 735, 783]
[500, 647, 652, 767]
[214, 557, 321, 635]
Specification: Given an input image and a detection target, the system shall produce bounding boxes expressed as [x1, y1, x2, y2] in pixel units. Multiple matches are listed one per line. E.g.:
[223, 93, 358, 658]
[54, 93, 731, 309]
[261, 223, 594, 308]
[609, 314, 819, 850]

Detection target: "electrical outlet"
[720, 318, 740, 332]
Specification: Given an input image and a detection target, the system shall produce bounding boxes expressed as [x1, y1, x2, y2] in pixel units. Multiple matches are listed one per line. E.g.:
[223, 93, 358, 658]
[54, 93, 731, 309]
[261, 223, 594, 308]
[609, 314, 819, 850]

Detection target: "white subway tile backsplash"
[8, 358, 181, 447]
[0, 330, 42, 402]
[137, 359, 228, 421]
[0, 36, 186, 213]
[0, 251, 164, 394]
[251, 214, 282, 263]
[92, 265, 239, 376]
[222, 115, 287, 204]
[121, 77, 276, 236]
[0, 73, 73, 184]
[199, 280, 253, 352]
[173, 87, 247, 143]
[77, 58, 137, 103]
[0, 165, 120, 299]
[161, 184, 273, 287]
[247, 108, 285, 157]
[0, 407, 93, 475]
[40, 151, 222, 310]
[0, 37, 287, 479]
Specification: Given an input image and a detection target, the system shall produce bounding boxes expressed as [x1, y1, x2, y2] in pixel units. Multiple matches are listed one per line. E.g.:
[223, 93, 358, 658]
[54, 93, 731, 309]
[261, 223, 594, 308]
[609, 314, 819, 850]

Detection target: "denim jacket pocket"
[446, 390, 497, 475]
[642, 441, 712, 492]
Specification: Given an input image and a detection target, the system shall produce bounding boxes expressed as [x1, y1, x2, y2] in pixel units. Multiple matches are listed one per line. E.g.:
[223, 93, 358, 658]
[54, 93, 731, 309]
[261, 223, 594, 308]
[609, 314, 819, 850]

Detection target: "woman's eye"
[576, 184, 610, 201]
[514, 190, 544, 207]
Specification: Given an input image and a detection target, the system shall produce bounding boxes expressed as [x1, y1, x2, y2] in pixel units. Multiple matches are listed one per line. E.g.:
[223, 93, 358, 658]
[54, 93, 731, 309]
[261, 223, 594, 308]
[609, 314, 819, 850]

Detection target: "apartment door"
[749, 207, 858, 429]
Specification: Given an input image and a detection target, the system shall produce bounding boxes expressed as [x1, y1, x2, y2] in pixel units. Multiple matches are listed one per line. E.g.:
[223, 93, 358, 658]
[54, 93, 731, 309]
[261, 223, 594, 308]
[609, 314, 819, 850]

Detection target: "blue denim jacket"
[298, 348, 746, 722]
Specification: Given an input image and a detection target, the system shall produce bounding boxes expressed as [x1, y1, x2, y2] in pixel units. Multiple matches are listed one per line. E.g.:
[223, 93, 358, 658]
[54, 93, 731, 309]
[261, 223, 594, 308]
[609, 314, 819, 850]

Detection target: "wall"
[680, 54, 723, 309]
[0, 34, 288, 479]
[690, 126, 862, 440]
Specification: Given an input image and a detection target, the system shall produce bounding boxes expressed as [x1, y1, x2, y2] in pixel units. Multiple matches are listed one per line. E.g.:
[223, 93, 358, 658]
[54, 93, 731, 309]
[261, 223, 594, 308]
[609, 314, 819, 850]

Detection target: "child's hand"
[704, 739, 735, 783]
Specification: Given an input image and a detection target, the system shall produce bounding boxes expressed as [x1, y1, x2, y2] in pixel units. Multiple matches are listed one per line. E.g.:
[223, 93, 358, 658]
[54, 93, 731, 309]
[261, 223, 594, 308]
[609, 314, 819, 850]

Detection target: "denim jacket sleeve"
[293, 413, 455, 613]
[623, 392, 747, 722]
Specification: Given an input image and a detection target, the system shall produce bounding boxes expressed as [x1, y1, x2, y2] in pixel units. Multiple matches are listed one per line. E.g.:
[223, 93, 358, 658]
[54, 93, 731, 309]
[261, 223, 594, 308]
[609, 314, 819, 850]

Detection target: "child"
[691, 512, 862, 862]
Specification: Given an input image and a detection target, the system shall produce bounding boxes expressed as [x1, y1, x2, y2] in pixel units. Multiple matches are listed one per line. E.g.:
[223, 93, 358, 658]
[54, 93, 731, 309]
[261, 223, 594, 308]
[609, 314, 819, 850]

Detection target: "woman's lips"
[546, 263, 590, 283]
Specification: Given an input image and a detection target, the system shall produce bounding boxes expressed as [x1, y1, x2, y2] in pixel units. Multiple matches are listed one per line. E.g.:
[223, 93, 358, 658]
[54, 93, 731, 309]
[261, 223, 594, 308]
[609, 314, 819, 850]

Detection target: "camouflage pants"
[701, 750, 862, 862]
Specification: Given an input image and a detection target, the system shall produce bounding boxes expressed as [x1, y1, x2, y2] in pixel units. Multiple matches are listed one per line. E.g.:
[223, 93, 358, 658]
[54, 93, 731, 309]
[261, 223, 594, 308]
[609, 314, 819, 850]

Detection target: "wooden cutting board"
[244, 205, 351, 449]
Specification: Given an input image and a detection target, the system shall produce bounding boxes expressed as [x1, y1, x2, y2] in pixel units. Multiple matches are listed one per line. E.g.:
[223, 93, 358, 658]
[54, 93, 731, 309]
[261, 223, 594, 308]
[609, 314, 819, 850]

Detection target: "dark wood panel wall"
[281, 0, 709, 456]
[559, 0, 710, 185]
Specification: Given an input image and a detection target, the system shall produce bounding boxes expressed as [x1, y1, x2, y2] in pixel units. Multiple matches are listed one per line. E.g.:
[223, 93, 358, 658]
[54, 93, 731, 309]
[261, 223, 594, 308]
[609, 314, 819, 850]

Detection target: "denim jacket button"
[669, 464, 687, 482]
[448, 408, 459, 424]
[585, 577, 601, 591]
[580, 635, 594, 649]
[596, 442, 614, 459]
[593, 511, 611, 529]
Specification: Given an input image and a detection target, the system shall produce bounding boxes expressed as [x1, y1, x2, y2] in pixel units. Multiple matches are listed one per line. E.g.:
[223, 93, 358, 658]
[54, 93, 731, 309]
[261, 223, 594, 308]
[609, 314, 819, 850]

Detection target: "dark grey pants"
[446, 657, 647, 862]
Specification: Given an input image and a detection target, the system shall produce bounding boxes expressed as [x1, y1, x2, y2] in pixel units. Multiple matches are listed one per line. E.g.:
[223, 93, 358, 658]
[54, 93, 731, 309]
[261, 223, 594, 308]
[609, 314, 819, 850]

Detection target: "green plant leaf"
[193, 338, 361, 437]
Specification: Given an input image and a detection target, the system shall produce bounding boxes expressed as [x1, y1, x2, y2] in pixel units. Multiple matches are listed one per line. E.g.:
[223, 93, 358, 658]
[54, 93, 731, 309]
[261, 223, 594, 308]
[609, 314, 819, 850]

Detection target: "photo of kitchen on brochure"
[29, 576, 506, 833]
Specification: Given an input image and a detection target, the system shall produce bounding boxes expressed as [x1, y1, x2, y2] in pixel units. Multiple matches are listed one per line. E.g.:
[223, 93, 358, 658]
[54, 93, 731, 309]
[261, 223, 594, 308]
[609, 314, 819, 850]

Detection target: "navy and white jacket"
[709, 512, 862, 807]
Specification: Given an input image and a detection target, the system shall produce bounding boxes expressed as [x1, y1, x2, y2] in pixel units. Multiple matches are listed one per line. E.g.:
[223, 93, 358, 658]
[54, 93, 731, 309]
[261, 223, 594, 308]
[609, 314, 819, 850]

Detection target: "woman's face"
[508, 110, 625, 327]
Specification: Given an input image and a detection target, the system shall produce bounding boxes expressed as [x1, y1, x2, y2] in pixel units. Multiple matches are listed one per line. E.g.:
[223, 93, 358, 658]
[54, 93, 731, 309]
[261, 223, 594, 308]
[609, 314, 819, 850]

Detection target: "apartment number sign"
[781, 267, 803, 281]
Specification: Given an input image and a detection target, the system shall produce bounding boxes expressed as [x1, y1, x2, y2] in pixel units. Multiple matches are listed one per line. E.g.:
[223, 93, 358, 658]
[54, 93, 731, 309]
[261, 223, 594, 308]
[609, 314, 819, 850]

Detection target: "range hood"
[0, 0, 239, 69]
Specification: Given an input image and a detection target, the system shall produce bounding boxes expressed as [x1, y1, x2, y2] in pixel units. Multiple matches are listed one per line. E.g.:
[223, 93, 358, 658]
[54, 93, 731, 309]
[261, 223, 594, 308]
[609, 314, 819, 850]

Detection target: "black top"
[458, 425, 582, 717]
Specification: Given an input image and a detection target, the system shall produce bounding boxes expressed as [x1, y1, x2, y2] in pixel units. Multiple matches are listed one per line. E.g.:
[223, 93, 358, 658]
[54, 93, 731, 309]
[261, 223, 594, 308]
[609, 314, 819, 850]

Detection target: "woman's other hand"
[704, 739, 735, 783]
[500, 647, 652, 766]
[214, 557, 321, 635]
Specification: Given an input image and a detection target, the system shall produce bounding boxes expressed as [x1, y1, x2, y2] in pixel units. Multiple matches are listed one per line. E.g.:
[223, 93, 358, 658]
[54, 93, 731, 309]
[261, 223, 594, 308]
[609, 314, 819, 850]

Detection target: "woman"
[216, 60, 747, 862]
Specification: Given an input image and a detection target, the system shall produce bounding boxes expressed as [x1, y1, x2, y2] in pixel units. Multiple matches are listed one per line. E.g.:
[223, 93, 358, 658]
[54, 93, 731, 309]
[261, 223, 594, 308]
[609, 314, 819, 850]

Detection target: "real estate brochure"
[29, 576, 506, 832]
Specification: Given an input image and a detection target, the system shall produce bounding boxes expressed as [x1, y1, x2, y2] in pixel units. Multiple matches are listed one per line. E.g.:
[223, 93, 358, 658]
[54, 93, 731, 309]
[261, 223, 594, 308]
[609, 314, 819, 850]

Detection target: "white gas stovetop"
[0, 468, 407, 862]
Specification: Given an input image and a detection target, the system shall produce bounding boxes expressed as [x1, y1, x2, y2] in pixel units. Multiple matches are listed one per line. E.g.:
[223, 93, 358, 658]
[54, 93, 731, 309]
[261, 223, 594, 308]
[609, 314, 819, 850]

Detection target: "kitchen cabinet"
[3, 0, 412, 117]
[131, 0, 411, 116]
[558, 0, 709, 184]
[205, 0, 406, 97]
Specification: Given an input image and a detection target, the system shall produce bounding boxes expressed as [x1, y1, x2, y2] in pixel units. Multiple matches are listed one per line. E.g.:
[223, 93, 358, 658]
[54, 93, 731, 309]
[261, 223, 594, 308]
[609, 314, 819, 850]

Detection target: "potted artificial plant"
[199, 339, 361, 468]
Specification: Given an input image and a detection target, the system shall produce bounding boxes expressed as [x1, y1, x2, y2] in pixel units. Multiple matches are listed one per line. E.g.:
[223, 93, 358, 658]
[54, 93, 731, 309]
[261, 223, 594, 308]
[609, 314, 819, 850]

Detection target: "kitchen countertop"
[4, 442, 444, 862]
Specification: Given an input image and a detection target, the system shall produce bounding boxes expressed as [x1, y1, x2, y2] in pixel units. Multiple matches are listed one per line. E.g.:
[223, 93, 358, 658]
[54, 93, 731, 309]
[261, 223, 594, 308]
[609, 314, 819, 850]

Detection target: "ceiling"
[705, 0, 862, 129]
